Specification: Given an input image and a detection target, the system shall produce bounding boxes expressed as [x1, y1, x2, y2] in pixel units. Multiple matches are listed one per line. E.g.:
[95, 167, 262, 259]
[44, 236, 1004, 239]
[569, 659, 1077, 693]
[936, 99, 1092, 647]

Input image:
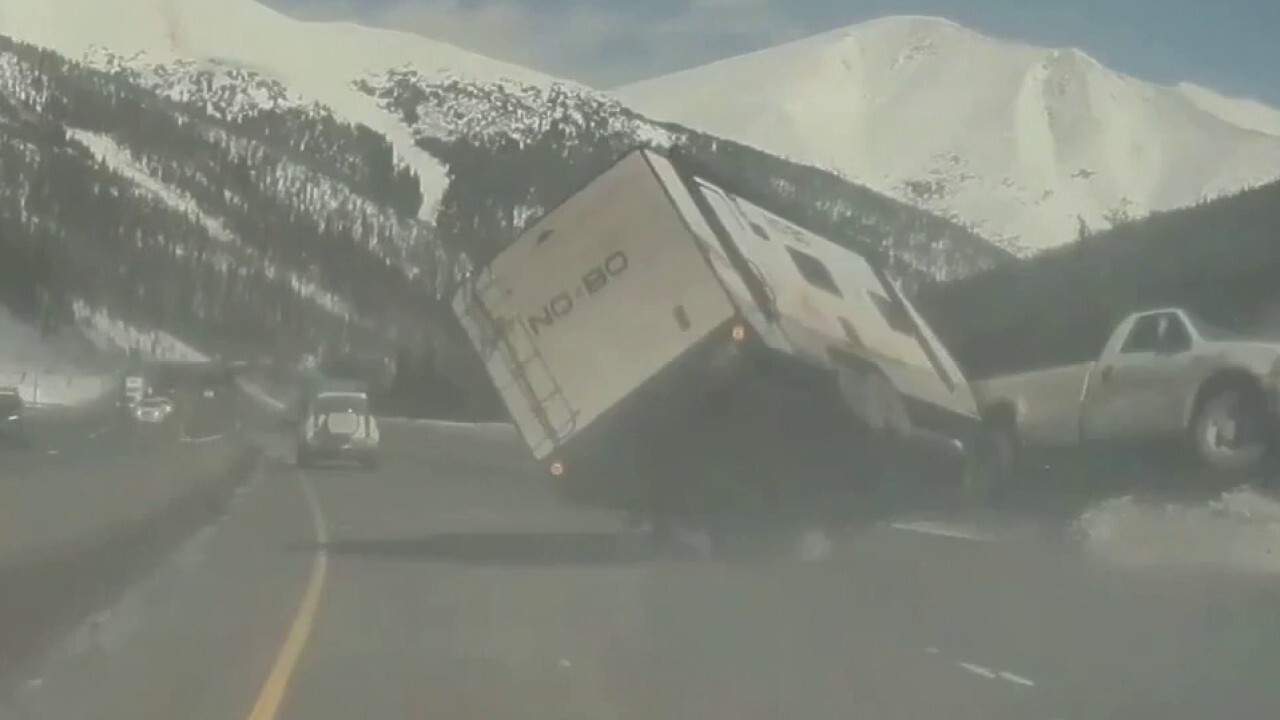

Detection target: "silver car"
[296, 391, 380, 471]
[133, 396, 175, 423]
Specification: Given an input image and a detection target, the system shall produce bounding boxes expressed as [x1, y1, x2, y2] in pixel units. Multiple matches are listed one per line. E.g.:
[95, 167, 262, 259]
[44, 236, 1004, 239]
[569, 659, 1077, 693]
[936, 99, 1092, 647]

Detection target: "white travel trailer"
[451, 148, 983, 551]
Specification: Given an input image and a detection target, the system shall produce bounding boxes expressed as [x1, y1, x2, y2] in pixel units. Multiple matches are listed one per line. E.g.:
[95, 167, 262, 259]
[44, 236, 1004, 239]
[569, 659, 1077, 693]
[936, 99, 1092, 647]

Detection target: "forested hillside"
[0, 35, 447, 363]
[918, 179, 1280, 377]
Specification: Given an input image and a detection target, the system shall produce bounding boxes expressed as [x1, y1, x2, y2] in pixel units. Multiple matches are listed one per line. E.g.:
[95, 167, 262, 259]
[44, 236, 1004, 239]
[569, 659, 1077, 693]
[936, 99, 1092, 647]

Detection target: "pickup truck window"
[786, 246, 842, 298]
[1120, 312, 1191, 354]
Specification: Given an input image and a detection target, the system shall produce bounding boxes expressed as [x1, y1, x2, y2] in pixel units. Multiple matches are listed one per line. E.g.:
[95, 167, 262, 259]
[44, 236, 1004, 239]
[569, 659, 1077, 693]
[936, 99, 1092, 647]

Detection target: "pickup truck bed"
[973, 307, 1280, 483]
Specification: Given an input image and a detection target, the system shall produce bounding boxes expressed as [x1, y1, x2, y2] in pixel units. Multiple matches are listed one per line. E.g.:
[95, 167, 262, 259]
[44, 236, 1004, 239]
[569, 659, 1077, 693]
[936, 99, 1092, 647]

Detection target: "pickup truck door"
[1081, 311, 1195, 442]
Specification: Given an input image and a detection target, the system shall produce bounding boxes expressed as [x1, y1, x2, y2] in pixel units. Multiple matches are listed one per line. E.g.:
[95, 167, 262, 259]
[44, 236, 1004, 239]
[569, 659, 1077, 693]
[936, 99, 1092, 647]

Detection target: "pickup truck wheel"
[1191, 387, 1268, 477]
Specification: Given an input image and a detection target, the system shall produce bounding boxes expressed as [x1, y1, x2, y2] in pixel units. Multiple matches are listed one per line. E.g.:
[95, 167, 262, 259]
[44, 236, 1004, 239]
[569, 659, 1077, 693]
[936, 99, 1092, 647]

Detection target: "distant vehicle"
[132, 396, 175, 424]
[971, 307, 1280, 489]
[296, 389, 379, 471]
[0, 387, 25, 442]
[451, 147, 983, 554]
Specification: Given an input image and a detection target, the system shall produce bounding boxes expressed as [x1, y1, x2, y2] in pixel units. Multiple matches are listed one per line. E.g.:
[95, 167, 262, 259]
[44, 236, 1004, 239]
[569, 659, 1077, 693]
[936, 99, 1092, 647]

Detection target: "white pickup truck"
[971, 307, 1280, 488]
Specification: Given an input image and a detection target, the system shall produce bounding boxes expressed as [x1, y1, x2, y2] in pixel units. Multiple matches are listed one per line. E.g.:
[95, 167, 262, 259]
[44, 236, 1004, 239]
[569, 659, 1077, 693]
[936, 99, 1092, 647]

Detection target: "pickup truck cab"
[971, 307, 1280, 488]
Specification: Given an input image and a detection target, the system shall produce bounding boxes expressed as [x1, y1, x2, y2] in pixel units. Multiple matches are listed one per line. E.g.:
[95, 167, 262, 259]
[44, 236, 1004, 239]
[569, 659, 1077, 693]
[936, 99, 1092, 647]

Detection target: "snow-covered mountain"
[0, 0, 1007, 273]
[616, 15, 1280, 253]
[0, 1, 1010, 280]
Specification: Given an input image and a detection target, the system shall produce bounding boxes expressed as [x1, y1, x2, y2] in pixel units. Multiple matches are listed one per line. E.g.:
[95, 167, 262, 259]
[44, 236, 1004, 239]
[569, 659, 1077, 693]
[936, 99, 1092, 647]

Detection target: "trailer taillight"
[549, 460, 565, 476]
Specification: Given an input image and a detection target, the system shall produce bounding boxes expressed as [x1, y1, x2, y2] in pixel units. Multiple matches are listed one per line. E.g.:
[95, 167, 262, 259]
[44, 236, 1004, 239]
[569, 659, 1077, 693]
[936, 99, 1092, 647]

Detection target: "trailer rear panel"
[451, 150, 738, 460]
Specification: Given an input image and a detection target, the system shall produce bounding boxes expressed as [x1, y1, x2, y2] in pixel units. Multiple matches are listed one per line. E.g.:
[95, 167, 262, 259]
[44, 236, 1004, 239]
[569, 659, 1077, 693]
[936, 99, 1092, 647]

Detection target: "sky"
[270, 0, 1280, 105]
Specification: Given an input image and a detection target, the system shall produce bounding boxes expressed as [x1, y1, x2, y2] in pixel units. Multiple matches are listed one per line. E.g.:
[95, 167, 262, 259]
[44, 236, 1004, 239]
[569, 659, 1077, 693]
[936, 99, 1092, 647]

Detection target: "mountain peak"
[616, 17, 1280, 253]
[831, 15, 1109, 73]
[843, 14, 966, 35]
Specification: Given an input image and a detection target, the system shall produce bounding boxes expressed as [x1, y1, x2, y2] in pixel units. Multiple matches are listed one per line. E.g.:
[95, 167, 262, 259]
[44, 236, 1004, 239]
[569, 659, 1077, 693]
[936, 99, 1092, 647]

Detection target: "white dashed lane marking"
[926, 648, 1038, 689]
[888, 520, 996, 542]
[958, 662, 998, 679]
[998, 670, 1037, 687]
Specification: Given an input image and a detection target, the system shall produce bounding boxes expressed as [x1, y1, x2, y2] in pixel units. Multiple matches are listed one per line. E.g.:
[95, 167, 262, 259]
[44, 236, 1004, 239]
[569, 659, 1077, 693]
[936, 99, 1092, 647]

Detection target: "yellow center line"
[246, 470, 330, 720]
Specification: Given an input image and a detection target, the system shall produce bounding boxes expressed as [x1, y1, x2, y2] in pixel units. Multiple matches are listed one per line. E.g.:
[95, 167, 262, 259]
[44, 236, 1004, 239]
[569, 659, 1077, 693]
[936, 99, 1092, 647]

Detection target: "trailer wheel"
[1190, 386, 1268, 477]
[835, 365, 911, 436]
[963, 419, 1019, 503]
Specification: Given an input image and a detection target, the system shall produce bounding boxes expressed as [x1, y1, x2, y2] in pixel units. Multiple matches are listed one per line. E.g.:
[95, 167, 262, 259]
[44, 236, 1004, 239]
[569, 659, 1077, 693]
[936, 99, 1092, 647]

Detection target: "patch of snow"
[68, 128, 238, 246]
[0, 307, 76, 371]
[616, 14, 1280, 252]
[73, 300, 208, 362]
[1075, 488, 1280, 575]
[0, 370, 116, 407]
[0, 307, 117, 407]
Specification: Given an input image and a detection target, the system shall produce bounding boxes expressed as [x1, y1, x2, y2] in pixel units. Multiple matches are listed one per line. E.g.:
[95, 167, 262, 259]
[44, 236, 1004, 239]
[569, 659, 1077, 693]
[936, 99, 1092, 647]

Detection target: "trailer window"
[838, 317, 864, 350]
[786, 247, 841, 297]
[868, 290, 917, 336]
[672, 305, 691, 331]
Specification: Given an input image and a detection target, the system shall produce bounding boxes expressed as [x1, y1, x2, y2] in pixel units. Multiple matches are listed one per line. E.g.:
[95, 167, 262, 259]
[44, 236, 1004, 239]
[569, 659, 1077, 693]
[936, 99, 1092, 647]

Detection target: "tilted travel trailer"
[451, 148, 985, 551]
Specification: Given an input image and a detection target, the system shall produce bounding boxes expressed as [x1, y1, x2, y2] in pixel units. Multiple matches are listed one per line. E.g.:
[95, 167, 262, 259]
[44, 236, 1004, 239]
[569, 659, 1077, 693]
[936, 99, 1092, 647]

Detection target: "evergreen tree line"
[0, 118, 345, 356]
[918, 181, 1280, 378]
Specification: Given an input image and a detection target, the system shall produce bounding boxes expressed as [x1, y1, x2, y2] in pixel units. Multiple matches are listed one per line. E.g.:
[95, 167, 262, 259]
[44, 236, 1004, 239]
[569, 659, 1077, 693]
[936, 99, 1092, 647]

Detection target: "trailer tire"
[963, 418, 1019, 503]
[835, 364, 911, 436]
[1190, 385, 1268, 478]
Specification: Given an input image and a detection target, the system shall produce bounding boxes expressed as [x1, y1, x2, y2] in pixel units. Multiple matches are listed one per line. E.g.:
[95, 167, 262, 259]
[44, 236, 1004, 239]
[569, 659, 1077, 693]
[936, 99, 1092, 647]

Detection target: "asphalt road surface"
[5, 419, 1280, 720]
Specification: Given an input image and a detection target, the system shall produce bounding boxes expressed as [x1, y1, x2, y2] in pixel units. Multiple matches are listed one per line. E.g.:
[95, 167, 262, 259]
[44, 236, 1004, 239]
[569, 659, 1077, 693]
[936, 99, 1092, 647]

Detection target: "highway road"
[4, 417, 1280, 720]
[0, 381, 253, 688]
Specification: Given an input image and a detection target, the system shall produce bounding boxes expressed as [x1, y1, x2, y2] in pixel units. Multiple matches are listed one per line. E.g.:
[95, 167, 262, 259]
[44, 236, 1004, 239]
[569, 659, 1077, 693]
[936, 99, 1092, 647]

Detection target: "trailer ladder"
[465, 271, 578, 456]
